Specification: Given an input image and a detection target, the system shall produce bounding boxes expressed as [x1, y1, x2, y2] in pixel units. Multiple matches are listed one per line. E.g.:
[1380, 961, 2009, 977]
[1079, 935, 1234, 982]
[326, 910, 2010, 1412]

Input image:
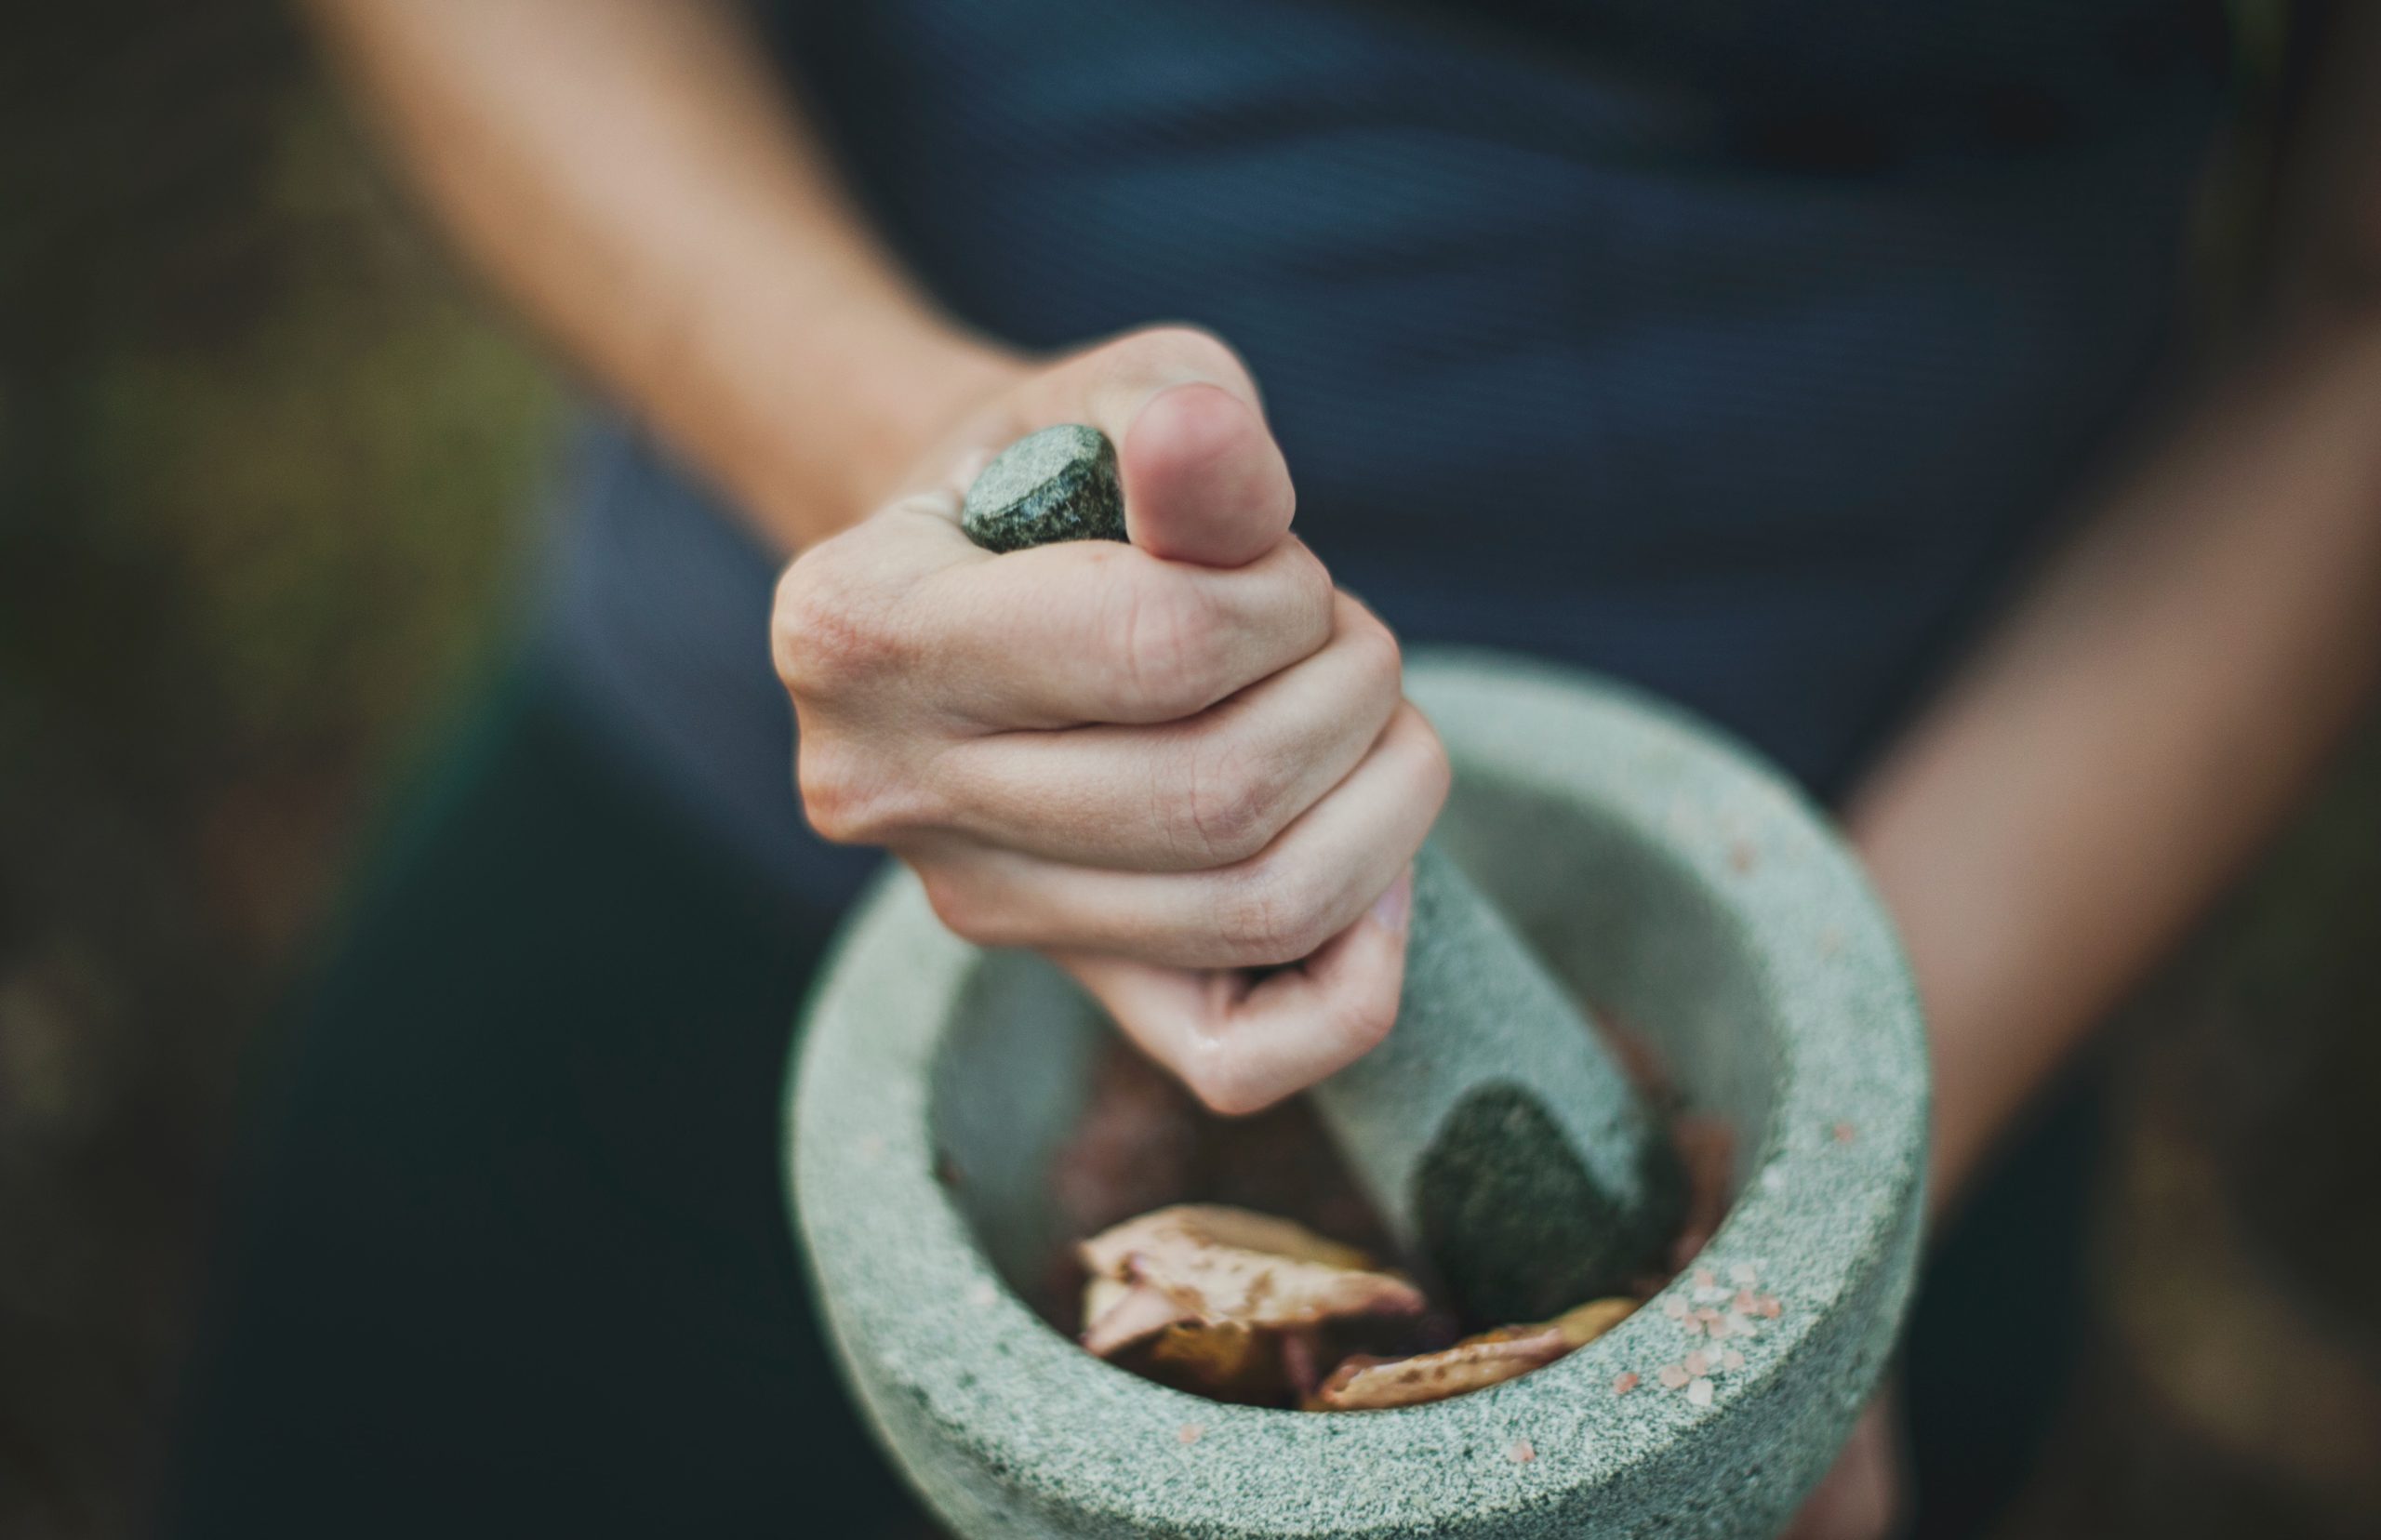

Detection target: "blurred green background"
[2, 7, 552, 1534]
[0, 6, 2374, 1539]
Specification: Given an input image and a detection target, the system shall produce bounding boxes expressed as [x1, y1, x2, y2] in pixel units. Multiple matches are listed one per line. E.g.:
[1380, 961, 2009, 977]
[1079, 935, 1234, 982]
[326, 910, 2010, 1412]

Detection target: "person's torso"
[552, 0, 2230, 895]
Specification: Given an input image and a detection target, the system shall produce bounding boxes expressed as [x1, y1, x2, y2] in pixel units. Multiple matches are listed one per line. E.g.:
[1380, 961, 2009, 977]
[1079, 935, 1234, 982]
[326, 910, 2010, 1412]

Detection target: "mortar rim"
[789, 649, 1928, 1535]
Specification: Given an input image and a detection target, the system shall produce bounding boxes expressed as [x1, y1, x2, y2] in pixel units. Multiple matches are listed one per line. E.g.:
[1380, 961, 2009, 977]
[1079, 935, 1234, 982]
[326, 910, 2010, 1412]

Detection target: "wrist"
[725, 311, 1028, 550]
[825, 317, 1031, 525]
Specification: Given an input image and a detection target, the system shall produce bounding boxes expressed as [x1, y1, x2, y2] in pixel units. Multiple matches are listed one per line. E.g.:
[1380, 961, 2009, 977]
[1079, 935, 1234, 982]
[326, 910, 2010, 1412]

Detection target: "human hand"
[773, 325, 1448, 1113]
[1781, 1388, 1907, 1540]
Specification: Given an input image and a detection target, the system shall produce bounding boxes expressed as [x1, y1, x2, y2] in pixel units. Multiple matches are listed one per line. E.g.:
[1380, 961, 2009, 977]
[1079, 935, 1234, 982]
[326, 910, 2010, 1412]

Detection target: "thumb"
[1054, 326, 1297, 568]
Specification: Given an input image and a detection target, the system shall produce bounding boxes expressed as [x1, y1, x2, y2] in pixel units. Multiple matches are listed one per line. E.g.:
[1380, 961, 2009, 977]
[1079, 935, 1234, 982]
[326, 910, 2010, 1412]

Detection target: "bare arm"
[304, 0, 1445, 1114]
[303, 0, 1021, 549]
[1845, 12, 2381, 1222]
[1850, 325, 2381, 1214]
[1791, 22, 2381, 1537]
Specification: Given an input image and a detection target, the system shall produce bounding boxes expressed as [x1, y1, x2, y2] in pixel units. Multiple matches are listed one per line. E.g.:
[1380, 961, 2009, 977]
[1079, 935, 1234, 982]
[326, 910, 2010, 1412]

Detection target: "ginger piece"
[1307, 1324, 1574, 1411]
[1546, 1295, 1638, 1348]
[1077, 1204, 1423, 1341]
[1080, 1277, 1195, 1357]
[1306, 1296, 1639, 1412]
[1077, 1203, 1640, 1414]
[1144, 1320, 1279, 1400]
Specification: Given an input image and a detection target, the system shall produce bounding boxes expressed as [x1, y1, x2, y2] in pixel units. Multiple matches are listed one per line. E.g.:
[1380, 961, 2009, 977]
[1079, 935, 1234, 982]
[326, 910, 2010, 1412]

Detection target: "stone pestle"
[961, 424, 1683, 1317]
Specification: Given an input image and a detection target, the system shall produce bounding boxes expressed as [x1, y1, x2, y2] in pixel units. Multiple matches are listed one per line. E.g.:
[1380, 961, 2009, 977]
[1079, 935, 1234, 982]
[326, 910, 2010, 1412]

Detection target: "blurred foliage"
[0, 7, 555, 1535]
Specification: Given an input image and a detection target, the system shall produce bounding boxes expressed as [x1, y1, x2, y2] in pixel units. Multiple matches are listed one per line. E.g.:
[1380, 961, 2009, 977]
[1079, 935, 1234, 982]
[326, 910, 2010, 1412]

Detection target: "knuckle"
[1412, 712, 1455, 806]
[793, 744, 871, 843]
[1178, 1041, 1273, 1117]
[795, 743, 928, 846]
[1279, 541, 1337, 636]
[1177, 736, 1286, 867]
[916, 866, 998, 945]
[1127, 323, 1255, 394]
[772, 544, 903, 698]
[1216, 858, 1333, 967]
[1349, 606, 1403, 699]
[1109, 578, 1227, 718]
[1329, 989, 1399, 1058]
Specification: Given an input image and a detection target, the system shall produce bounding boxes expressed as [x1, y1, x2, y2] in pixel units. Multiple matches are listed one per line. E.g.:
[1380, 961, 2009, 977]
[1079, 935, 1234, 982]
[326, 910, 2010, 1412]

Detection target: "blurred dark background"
[2, 7, 552, 1534]
[0, 5, 2374, 1538]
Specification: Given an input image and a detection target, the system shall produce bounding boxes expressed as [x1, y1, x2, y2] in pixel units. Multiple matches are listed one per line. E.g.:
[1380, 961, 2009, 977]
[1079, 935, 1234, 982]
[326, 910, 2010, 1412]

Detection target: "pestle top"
[960, 424, 1127, 552]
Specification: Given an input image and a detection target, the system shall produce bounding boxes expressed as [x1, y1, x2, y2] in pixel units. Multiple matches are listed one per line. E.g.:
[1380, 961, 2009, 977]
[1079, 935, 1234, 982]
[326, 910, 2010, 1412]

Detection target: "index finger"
[893, 517, 1336, 728]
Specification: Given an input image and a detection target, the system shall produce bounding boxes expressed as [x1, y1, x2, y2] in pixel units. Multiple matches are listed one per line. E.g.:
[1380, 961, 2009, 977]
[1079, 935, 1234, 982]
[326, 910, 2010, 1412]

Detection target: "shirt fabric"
[542, 0, 2231, 902]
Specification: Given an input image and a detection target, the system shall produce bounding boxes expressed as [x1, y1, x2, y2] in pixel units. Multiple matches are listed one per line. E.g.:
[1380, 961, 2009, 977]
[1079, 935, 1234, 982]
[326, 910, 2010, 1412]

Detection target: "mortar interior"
[927, 758, 1781, 1341]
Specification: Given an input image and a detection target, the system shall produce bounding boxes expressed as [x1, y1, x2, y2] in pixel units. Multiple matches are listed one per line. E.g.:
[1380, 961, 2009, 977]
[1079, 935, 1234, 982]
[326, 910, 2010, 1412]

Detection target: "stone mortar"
[790, 650, 1929, 1539]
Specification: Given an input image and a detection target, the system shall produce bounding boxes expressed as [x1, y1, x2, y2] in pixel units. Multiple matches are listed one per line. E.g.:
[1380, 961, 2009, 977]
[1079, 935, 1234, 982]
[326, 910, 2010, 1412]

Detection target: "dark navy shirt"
[546, 0, 2229, 899]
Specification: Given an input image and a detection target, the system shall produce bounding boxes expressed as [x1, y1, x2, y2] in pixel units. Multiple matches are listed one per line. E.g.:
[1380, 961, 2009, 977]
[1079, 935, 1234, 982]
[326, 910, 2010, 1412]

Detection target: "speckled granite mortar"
[790, 651, 1930, 1539]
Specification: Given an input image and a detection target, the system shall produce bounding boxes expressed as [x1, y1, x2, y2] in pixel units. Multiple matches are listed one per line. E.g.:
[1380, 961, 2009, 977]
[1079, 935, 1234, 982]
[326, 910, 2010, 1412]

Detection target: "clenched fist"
[773, 325, 1448, 1113]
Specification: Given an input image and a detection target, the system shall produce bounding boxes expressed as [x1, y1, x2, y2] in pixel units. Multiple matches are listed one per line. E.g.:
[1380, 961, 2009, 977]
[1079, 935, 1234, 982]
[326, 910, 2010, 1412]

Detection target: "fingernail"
[1370, 868, 1413, 935]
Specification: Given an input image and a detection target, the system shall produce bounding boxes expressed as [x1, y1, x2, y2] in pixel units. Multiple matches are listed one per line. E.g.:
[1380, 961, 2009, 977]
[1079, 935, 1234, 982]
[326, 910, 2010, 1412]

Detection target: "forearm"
[1847, 320, 2381, 1217]
[304, 0, 1019, 549]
